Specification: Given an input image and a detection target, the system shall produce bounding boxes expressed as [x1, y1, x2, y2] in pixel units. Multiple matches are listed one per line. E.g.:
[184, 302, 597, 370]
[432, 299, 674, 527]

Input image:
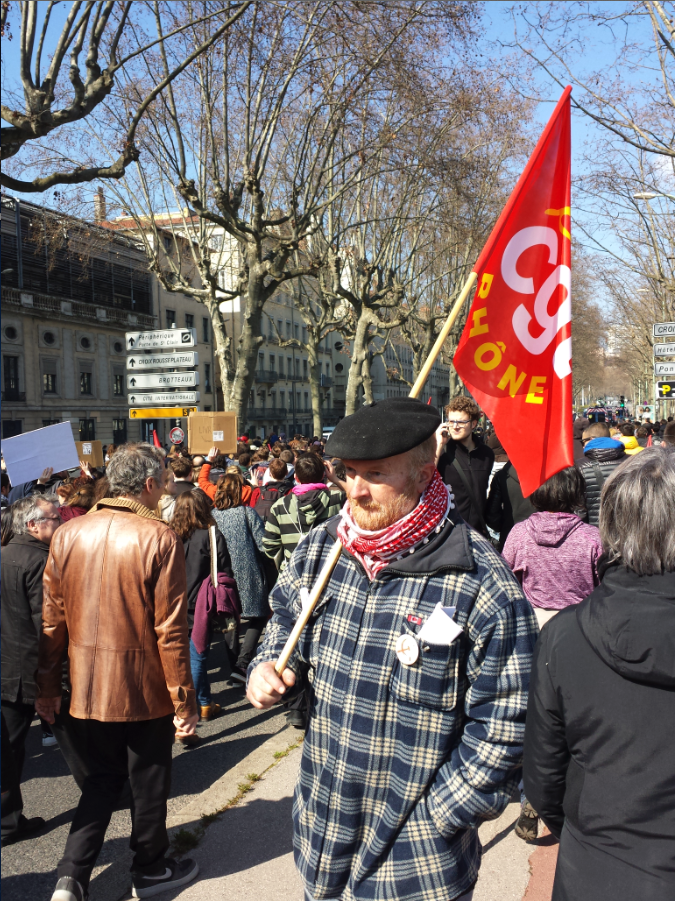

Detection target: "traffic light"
[619, 395, 625, 408]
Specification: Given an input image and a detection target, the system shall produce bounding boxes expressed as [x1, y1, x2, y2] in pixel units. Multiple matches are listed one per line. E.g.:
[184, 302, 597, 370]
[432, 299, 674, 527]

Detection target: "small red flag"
[152, 429, 162, 449]
[454, 87, 573, 496]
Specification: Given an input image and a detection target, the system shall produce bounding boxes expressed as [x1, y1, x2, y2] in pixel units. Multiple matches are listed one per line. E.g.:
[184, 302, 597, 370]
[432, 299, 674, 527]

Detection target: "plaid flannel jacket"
[250, 512, 538, 901]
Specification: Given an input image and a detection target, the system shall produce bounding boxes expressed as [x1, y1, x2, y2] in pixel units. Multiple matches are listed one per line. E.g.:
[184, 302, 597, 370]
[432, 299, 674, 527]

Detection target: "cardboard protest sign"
[188, 412, 237, 455]
[1, 422, 79, 486]
[75, 440, 104, 467]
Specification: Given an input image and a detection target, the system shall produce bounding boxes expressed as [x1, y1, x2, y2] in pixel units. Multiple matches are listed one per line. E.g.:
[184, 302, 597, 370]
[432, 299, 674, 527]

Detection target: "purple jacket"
[191, 572, 241, 654]
[502, 512, 602, 610]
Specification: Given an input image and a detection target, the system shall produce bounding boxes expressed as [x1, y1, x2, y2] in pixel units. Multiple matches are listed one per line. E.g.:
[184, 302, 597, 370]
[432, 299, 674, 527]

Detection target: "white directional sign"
[127, 391, 200, 406]
[654, 343, 675, 357]
[127, 351, 198, 370]
[654, 361, 675, 376]
[127, 372, 199, 390]
[653, 321, 675, 339]
[126, 328, 196, 350]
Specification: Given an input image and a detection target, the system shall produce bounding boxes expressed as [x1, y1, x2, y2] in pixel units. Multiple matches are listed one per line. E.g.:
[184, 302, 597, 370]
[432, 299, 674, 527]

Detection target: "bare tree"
[102, 0, 475, 424]
[511, 1, 674, 158]
[0, 0, 251, 191]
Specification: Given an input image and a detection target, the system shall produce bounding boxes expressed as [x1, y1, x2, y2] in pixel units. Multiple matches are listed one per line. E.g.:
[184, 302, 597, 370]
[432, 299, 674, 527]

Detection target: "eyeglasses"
[40, 515, 61, 522]
[446, 420, 472, 427]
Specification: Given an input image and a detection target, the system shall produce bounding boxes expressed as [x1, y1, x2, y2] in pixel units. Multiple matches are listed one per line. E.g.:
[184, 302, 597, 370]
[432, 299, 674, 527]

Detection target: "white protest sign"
[1, 421, 79, 486]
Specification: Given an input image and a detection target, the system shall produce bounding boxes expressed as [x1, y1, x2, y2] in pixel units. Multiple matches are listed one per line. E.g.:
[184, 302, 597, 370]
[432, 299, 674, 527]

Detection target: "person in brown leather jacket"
[35, 443, 200, 901]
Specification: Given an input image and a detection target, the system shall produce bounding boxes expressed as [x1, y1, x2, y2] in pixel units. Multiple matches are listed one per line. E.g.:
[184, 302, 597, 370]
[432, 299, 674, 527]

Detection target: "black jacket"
[523, 563, 675, 901]
[1, 533, 50, 703]
[182, 527, 233, 622]
[485, 462, 536, 551]
[576, 444, 627, 527]
[437, 438, 494, 534]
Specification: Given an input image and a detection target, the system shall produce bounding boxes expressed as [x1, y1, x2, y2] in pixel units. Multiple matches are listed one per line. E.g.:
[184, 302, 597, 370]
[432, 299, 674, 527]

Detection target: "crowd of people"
[1, 400, 673, 901]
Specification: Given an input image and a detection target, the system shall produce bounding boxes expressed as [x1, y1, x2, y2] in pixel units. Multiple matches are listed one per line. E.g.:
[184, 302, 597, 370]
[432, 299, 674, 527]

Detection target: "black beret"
[325, 397, 441, 460]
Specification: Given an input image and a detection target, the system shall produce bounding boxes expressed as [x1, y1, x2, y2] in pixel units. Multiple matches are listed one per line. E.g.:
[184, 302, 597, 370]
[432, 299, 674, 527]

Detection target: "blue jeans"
[189, 637, 212, 707]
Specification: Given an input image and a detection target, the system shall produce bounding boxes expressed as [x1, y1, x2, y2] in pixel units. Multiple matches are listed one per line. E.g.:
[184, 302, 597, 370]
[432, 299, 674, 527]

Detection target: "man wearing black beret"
[247, 396, 537, 901]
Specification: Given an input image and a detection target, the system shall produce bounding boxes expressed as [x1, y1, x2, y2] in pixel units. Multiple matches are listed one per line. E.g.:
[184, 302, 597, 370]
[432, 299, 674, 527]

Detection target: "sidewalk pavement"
[156, 744, 557, 901]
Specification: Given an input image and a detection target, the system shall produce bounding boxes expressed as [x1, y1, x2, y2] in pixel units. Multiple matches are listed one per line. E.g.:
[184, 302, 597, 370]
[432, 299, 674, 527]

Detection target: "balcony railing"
[1, 390, 26, 402]
[254, 369, 279, 384]
[2, 286, 156, 329]
[320, 374, 333, 387]
[247, 407, 289, 420]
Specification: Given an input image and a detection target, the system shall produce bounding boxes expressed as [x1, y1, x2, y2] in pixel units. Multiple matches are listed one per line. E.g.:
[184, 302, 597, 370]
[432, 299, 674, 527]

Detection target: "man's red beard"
[349, 481, 419, 531]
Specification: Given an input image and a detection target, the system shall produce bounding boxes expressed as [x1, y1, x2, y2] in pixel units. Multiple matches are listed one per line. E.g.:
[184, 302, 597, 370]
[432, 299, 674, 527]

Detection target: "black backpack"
[254, 485, 283, 523]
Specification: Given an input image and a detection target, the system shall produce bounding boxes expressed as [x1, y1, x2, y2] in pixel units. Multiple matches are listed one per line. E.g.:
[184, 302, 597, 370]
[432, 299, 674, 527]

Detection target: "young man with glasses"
[435, 396, 494, 536]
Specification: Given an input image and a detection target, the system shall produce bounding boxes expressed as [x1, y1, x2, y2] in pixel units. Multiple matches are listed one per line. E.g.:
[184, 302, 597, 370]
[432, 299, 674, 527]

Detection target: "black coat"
[1, 534, 50, 703]
[182, 527, 233, 623]
[576, 444, 627, 527]
[437, 438, 494, 533]
[485, 462, 536, 551]
[523, 563, 675, 901]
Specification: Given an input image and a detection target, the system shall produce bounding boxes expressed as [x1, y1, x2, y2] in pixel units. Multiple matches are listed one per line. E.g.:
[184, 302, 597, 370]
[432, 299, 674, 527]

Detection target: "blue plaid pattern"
[251, 517, 538, 901]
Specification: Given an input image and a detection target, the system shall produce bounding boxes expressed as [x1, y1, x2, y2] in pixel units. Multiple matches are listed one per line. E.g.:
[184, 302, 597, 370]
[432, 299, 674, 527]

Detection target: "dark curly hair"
[169, 489, 215, 540]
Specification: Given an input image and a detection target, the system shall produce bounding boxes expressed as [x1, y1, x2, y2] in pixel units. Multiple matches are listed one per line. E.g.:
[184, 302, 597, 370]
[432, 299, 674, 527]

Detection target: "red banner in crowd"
[454, 86, 573, 497]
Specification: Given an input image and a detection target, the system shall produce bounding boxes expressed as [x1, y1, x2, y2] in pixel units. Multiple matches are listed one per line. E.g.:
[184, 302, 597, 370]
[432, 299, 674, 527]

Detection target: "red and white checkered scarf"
[337, 469, 453, 579]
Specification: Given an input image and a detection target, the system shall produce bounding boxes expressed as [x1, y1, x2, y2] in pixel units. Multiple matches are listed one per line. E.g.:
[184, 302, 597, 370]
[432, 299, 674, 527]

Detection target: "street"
[1, 637, 289, 901]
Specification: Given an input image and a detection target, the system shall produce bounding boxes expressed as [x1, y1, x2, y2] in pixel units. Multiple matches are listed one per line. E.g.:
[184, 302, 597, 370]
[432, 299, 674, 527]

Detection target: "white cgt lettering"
[501, 226, 558, 294]
[512, 264, 571, 357]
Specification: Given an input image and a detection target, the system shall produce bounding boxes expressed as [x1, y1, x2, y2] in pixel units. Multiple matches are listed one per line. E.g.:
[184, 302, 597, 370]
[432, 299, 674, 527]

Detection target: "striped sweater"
[262, 488, 343, 568]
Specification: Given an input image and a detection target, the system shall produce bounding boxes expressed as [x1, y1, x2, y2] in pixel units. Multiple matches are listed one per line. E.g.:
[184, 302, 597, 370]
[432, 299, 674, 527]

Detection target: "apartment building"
[1, 196, 217, 445]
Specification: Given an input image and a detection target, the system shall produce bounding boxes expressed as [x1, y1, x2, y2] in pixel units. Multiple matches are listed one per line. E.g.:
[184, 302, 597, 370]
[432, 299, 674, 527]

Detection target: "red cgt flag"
[454, 87, 573, 497]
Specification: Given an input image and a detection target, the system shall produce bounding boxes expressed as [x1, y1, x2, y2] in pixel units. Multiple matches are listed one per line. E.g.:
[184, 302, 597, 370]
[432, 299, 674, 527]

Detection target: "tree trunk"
[230, 264, 266, 426]
[362, 355, 374, 404]
[345, 310, 370, 415]
[307, 336, 323, 437]
[205, 296, 236, 411]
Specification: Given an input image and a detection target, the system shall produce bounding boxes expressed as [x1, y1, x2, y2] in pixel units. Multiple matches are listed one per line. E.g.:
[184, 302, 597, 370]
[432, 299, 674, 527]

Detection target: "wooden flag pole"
[274, 270, 478, 676]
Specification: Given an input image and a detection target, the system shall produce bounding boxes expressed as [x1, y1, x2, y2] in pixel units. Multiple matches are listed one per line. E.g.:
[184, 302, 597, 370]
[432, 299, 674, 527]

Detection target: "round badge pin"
[395, 633, 419, 666]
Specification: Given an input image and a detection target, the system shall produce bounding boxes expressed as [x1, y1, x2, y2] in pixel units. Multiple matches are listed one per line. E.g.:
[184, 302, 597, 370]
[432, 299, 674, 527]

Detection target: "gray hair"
[106, 443, 165, 498]
[600, 447, 675, 575]
[12, 494, 60, 535]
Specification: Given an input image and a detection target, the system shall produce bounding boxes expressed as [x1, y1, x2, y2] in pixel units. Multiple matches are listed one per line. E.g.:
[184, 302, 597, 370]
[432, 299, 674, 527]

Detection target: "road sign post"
[126, 328, 196, 350]
[653, 343, 675, 358]
[129, 407, 198, 419]
[127, 372, 199, 390]
[169, 426, 185, 445]
[127, 351, 198, 370]
[656, 381, 675, 399]
[128, 391, 199, 406]
[654, 361, 675, 377]
[653, 322, 675, 339]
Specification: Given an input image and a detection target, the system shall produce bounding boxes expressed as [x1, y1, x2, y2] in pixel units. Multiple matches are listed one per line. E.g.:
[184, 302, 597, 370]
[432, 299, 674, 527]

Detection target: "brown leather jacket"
[36, 498, 196, 722]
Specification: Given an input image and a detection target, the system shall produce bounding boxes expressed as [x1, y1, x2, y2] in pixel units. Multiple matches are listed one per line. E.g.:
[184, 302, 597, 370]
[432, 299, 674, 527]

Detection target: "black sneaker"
[514, 800, 539, 843]
[228, 665, 247, 685]
[50, 876, 88, 901]
[132, 858, 199, 898]
[2, 814, 46, 846]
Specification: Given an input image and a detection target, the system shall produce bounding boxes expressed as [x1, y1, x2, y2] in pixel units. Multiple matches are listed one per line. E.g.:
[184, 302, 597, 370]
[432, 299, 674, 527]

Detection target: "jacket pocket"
[389, 625, 462, 711]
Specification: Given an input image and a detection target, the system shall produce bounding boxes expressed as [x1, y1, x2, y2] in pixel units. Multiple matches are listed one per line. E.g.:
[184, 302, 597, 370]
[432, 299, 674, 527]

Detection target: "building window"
[326, 362, 330, 377]
[304, 392, 309, 411]
[3, 355, 20, 399]
[269, 354, 275, 373]
[112, 419, 127, 444]
[288, 357, 292, 376]
[295, 358, 300, 377]
[250, 390, 255, 408]
[278, 356, 284, 376]
[270, 390, 276, 408]
[268, 317, 274, 340]
[203, 317, 209, 343]
[302, 326, 307, 344]
[296, 392, 301, 409]
[79, 419, 96, 440]
[80, 371, 92, 395]
[42, 419, 60, 427]
[277, 320, 283, 338]
[113, 374, 124, 396]
[280, 390, 285, 408]
[2, 420, 22, 438]
[43, 372, 57, 394]
[286, 321, 292, 339]
[185, 313, 194, 329]
[204, 363, 212, 393]
[303, 359, 308, 378]
[294, 323, 299, 340]
[258, 352, 265, 371]
[166, 309, 176, 328]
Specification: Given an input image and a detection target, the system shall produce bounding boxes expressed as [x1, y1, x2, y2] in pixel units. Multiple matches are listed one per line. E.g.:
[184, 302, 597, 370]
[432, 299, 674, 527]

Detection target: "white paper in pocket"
[417, 603, 463, 646]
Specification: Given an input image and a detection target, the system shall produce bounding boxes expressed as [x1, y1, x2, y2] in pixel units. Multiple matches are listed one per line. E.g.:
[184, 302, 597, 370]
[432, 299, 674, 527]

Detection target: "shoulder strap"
[209, 524, 218, 587]
[452, 456, 487, 532]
